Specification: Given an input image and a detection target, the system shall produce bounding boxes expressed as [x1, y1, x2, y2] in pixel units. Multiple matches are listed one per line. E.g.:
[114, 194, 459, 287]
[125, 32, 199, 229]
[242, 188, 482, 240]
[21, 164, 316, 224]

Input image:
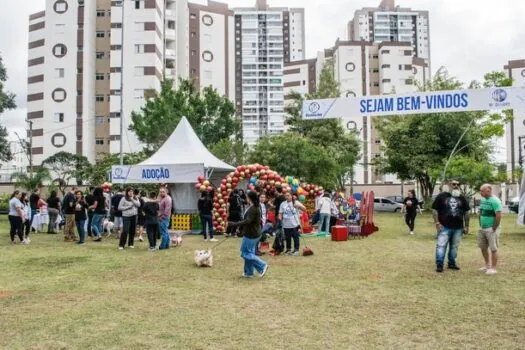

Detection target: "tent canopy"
[139, 116, 234, 173]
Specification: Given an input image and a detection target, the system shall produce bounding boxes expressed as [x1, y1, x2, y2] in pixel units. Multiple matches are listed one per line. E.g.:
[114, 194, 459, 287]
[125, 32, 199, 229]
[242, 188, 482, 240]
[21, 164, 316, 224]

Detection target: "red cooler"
[331, 226, 348, 241]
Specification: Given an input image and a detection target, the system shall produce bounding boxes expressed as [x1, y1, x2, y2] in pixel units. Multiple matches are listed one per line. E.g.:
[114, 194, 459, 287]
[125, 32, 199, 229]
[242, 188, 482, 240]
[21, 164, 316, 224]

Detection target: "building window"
[381, 50, 390, 54]
[95, 138, 105, 145]
[191, 50, 196, 56]
[111, 23, 122, 29]
[52, 88, 67, 102]
[54, 112, 64, 123]
[381, 64, 390, 69]
[95, 116, 105, 125]
[134, 44, 144, 54]
[96, 10, 105, 17]
[54, 68, 65, 78]
[372, 55, 378, 59]
[191, 32, 196, 38]
[202, 51, 214, 62]
[382, 79, 391, 83]
[95, 73, 105, 80]
[51, 133, 67, 148]
[111, 45, 122, 51]
[135, 0, 140, 9]
[345, 62, 356, 72]
[96, 31, 105, 38]
[95, 95, 104, 102]
[190, 13, 197, 20]
[96, 52, 105, 59]
[202, 14, 213, 26]
[54, 0, 68, 13]
[52, 44, 67, 58]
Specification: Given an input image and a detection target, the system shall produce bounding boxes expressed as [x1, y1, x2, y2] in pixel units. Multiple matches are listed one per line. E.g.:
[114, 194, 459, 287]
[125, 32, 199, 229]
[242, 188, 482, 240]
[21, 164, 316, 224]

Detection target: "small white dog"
[194, 249, 213, 267]
[103, 219, 115, 236]
[171, 232, 183, 247]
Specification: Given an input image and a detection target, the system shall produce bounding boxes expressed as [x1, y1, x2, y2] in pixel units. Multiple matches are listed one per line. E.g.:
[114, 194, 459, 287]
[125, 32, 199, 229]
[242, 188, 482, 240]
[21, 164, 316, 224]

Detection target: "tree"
[83, 151, 149, 186]
[0, 56, 17, 162]
[284, 60, 361, 189]
[41, 152, 91, 195]
[248, 133, 338, 188]
[209, 138, 247, 167]
[446, 156, 497, 199]
[375, 68, 510, 200]
[129, 79, 240, 153]
[11, 168, 51, 191]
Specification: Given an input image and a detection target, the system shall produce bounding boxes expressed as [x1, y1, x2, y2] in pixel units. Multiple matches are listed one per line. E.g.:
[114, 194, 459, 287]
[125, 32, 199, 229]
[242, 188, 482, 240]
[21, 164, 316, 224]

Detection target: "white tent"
[112, 117, 235, 211]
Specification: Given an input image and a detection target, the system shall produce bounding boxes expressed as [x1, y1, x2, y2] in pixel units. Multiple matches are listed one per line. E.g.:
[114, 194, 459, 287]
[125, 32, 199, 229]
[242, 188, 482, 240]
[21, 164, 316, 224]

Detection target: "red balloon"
[221, 179, 227, 185]
[239, 166, 245, 172]
[261, 175, 268, 181]
[251, 166, 257, 173]
[233, 177, 239, 183]
[234, 171, 240, 177]
[195, 183, 201, 190]
[218, 208, 225, 214]
[222, 191, 228, 197]
[214, 203, 220, 209]
[207, 186, 213, 192]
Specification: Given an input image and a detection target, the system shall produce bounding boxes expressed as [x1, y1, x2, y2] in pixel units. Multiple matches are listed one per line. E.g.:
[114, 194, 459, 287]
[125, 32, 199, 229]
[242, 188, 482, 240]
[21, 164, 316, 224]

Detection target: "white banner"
[302, 87, 525, 119]
[111, 164, 204, 184]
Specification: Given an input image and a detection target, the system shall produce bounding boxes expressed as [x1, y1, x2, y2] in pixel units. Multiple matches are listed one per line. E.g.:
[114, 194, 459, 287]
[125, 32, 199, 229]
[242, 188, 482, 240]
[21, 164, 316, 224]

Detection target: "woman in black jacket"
[229, 191, 269, 278]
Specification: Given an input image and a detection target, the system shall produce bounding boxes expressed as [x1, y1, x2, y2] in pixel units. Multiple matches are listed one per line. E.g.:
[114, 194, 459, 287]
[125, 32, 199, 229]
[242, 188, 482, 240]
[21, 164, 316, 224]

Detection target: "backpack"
[272, 227, 284, 253]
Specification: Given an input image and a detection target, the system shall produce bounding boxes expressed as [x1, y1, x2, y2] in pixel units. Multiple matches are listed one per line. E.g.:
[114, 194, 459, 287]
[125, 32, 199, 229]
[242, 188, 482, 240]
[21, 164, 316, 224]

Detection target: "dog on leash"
[194, 249, 213, 267]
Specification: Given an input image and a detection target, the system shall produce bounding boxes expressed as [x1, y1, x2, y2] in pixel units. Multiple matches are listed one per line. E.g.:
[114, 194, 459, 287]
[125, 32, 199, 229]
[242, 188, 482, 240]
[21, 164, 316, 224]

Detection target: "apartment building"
[347, 0, 431, 82]
[284, 39, 427, 183]
[504, 59, 525, 179]
[234, 0, 305, 145]
[27, 0, 241, 165]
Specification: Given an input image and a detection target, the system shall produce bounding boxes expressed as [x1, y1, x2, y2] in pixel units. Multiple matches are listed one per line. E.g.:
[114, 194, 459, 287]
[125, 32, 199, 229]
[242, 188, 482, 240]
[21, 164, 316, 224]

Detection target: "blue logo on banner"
[492, 89, 507, 103]
[309, 102, 320, 113]
[113, 167, 129, 181]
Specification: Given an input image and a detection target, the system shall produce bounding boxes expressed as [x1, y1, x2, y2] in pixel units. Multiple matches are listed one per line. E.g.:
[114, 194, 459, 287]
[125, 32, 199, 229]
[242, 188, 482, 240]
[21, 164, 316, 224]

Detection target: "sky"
[0, 0, 523, 160]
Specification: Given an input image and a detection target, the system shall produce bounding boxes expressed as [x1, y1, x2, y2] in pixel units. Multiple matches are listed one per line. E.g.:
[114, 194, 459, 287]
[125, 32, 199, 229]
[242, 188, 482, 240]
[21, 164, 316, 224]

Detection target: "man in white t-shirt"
[279, 192, 306, 256]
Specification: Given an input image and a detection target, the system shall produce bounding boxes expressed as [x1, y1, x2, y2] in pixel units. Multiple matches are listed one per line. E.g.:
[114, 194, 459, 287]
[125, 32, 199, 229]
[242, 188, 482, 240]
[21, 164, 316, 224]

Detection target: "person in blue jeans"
[229, 191, 269, 278]
[74, 190, 88, 244]
[432, 180, 470, 273]
[317, 192, 332, 234]
[89, 187, 107, 242]
[158, 187, 173, 250]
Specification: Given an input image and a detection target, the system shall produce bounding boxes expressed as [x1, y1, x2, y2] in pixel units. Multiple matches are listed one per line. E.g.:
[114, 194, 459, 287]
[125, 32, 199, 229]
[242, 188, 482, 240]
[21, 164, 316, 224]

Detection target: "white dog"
[103, 219, 115, 237]
[194, 250, 213, 267]
[171, 232, 183, 247]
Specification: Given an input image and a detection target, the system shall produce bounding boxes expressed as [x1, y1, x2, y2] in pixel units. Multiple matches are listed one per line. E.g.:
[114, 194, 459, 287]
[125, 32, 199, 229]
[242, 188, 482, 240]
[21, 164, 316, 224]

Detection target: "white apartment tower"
[348, 0, 431, 82]
[27, 0, 236, 165]
[234, 0, 305, 145]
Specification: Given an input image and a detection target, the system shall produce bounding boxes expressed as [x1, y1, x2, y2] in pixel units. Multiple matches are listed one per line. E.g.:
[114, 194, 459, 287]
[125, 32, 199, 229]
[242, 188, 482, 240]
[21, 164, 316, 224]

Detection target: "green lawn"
[1, 213, 524, 349]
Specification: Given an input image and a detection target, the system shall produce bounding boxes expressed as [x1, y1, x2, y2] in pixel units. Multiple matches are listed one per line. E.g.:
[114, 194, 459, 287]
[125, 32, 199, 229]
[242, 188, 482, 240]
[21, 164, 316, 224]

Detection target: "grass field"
[1, 213, 524, 349]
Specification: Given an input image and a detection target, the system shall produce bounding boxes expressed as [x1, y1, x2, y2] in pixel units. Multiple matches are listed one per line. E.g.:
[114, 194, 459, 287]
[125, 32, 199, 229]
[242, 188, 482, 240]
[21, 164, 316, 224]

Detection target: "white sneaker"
[21, 239, 29, 245]
[205, 239, 209, 242]
[291, 251, 299, 256]
[486, 268, 497, 275]
[138, 237, 144, 242]
[118, 247, 124, 250]
[148, 247, 156, 252]
[410, 231, 414, 235]
[209, 238, 218, 242]
[26, 237, 31, 243]
[129, 246, 134, 249]
[479, 267, 488, 272]
[260, 265, 269, 278]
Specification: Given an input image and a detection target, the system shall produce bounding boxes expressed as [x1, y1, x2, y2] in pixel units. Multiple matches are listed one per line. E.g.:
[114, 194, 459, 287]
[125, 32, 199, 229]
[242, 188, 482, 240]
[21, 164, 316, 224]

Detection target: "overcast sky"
[1, 0, 523, 159]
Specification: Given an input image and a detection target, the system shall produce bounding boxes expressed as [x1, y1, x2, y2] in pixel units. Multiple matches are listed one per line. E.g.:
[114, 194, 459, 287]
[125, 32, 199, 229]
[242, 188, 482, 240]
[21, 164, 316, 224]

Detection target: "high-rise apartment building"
[27, 0, 239, 166]
[284, 39, 428, 184]
[348, 0, 430, 82]
[234, 0, 305, 145]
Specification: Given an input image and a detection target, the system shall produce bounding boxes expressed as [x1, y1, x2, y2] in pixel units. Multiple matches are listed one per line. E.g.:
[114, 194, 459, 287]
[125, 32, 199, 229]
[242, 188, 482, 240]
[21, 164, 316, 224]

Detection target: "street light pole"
[119, 0, 125, 165]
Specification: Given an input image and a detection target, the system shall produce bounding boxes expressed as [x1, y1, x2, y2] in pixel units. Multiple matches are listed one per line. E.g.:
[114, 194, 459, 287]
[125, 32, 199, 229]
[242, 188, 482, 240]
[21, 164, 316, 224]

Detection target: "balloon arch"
[195, 164, 324, 233]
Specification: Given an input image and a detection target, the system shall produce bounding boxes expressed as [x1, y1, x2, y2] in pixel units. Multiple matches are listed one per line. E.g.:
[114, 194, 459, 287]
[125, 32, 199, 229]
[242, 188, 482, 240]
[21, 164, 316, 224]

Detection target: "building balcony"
[166, 29, 176, 39]
[166, 49, 176, 59]
[166, 9, 176, 20]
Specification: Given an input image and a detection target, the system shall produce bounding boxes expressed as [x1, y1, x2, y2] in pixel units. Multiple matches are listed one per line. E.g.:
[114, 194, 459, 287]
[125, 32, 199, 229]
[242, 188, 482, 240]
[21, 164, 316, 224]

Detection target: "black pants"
[227, 212, 242, 235]
[120, 216, 137, 248]
[9, 215, 24, 242]
[87, 212, 94, 236]
[24, 220, 31, 238]
[405, 212, 417, 231]
[284, 227, 300, 252]
[146, 223, 159, 249]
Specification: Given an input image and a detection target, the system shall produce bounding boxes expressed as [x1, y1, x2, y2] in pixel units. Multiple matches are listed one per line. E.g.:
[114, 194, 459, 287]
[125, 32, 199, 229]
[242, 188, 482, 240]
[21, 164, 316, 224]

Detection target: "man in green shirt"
[478, 184, 502, 275]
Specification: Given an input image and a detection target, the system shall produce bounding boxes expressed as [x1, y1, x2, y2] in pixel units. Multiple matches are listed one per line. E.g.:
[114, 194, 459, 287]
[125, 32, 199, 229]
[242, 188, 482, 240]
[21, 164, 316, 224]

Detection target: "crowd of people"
[7, 179, 504, 277]
[7, 186, 173, 251]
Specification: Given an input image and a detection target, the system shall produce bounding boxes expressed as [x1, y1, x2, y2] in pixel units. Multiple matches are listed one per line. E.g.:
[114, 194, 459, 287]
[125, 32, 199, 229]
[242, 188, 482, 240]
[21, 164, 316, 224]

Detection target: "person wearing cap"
[431, 179, 470, 273]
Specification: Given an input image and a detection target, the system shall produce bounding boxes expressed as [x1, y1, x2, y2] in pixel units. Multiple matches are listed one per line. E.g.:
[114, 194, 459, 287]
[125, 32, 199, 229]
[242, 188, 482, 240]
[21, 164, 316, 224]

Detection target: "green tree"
[376, 67, 510, 200]
[0, 56, 17, 162]
[209, 138, 247, 166]
[41, 152, 91, 195]
[248, 133, 338, 188]
[84, 152, 149, 185]
[446, 156, 497, 199]
[11, 168, 51, 191]
[129, 79, 240, 152]
[285, 60, 361, 189]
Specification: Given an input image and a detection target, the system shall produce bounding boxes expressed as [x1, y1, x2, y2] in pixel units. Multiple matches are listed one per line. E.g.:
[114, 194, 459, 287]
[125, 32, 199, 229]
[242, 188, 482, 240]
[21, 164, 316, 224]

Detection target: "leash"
[209, 235, 231, 250]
